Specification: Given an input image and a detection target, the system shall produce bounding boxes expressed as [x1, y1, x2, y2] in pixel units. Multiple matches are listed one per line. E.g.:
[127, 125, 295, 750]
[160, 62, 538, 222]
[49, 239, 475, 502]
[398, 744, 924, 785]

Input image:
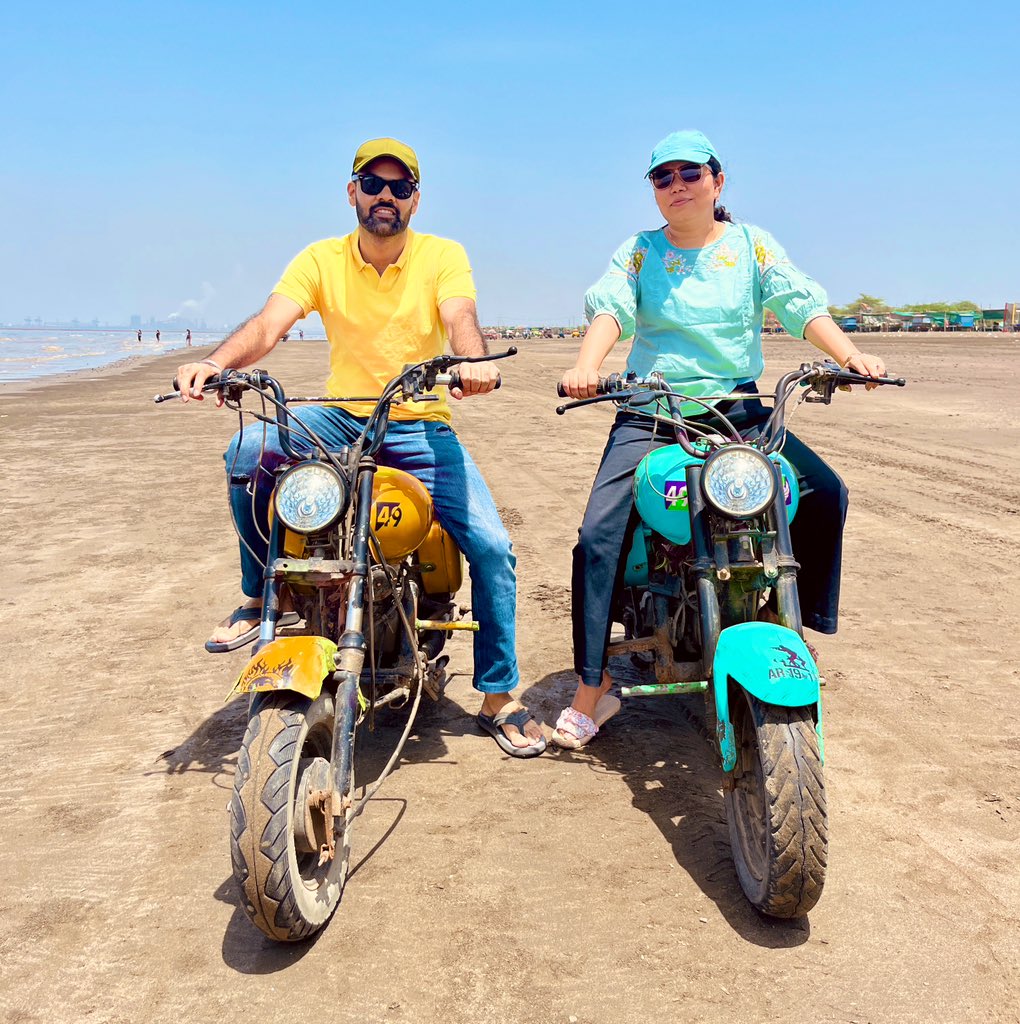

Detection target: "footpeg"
[415, 619, 479, 631]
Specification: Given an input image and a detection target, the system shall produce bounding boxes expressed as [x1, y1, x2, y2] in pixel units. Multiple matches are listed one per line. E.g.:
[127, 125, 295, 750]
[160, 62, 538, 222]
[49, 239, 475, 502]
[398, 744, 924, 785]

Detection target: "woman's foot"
[551, 672, 616, 749]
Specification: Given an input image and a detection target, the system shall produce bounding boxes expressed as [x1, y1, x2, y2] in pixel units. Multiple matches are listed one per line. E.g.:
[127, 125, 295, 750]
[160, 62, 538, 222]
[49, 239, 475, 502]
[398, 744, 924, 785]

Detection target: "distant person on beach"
[553, 129, 887, 749]
[155, 329, 161, 343]
[137, 329, 142, 342]
[298, 329, 304, 339]
[175, 137, 543, 757]
[186, 329, 192, 347]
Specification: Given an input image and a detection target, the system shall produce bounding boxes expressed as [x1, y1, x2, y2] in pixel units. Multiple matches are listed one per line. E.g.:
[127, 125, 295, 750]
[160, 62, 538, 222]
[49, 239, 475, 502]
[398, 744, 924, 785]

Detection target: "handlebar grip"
[557, 379, 609, 398]
[172, 371, 225, 394]
[835, 370, 907, 387]
[447, 371, 501, 391]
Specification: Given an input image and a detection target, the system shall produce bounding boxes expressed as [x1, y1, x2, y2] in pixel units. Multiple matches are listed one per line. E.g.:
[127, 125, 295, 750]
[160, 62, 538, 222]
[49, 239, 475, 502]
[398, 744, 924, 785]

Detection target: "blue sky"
[2, 0, 1017, 326]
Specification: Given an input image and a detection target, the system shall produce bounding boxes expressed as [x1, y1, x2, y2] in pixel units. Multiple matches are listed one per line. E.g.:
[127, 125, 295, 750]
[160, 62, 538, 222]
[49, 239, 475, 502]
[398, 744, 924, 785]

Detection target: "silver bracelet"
[200, 358, 224, 372]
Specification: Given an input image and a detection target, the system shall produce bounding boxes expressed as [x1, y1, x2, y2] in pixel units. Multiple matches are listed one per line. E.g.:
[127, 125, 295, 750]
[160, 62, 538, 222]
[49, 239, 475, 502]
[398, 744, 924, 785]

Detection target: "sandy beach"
[1, 333, 1018, 1024]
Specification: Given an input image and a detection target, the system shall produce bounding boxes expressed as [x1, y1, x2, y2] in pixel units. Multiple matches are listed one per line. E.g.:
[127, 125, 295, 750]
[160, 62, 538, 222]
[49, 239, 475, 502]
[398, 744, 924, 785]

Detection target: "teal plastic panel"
[633, 445, 800, 544]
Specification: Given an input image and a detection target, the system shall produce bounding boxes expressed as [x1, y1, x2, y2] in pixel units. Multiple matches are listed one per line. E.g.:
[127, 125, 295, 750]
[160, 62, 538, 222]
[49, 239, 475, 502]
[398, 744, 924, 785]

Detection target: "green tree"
[847, 293, 890, 315]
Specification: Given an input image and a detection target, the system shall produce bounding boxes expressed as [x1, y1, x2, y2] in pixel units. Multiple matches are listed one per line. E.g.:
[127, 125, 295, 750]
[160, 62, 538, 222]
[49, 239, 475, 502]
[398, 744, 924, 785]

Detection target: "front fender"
[230, 636, 338, 701]
[712, 622, 822, 771]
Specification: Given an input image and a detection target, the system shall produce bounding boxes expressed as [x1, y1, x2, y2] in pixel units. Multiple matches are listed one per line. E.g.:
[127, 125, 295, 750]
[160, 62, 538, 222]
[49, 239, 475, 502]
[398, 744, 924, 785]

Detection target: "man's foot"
[207, 597, 265, 648]
[477, 692, 545, 755]
[205, 594, 298, 653]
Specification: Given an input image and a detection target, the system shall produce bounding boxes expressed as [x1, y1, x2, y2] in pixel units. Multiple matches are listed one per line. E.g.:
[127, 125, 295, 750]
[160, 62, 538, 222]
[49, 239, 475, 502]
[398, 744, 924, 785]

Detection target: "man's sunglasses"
[353, 173, 418, 200]
[650, 166, 706, 190]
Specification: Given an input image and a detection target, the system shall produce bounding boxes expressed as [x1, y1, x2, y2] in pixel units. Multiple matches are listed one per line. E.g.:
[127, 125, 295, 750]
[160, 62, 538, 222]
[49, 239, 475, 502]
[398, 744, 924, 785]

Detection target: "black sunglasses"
[650, 165, 706, 190]
[353, 173, 418, 200]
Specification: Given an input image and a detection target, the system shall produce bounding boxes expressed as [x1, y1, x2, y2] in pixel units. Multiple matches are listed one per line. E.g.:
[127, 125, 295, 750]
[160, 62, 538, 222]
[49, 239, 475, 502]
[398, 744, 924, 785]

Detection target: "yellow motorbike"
[156, 348, 515, 941]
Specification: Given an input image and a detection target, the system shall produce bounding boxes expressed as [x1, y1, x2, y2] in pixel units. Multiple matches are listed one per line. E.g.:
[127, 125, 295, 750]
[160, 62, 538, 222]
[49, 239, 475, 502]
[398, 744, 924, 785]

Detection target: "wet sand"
[1, 333, 1018, 1023]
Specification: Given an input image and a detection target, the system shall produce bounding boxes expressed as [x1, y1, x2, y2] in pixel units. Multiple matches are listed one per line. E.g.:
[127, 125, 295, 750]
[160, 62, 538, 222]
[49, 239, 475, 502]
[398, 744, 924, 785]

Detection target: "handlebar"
[556, 366, 904, 403]
[155, 347, 519, 461]
[554, 362, 906, 458]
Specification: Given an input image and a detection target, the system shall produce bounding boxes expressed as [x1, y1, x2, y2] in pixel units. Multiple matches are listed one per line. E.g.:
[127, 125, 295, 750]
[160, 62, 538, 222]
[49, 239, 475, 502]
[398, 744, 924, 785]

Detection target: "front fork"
[329, 460, 377, 829]
[256, 459, 378, 836]
[685, 460, 804, 660]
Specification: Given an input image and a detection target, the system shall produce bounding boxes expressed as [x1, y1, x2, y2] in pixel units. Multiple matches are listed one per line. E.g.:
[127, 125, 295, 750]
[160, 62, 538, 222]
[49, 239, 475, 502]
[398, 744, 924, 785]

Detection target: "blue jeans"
[224, 406, 519, 694]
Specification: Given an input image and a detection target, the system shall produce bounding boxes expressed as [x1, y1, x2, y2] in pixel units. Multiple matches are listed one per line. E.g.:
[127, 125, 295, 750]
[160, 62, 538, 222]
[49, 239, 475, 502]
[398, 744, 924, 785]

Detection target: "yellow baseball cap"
[352, 137, 420, 183]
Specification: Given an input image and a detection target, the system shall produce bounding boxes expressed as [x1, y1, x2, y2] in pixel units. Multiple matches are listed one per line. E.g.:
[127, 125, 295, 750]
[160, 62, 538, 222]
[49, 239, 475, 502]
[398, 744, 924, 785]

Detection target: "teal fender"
[712, 622, 823, 771]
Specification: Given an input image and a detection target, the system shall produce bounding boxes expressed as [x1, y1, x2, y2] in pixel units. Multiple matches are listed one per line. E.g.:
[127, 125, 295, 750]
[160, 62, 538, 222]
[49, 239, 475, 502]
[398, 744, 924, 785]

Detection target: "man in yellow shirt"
[176, 138, 544, 756]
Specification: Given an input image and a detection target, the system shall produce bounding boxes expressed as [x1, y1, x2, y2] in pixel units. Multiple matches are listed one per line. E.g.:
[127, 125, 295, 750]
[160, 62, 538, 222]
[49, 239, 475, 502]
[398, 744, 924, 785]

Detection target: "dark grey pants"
[571, 393, 849, 687]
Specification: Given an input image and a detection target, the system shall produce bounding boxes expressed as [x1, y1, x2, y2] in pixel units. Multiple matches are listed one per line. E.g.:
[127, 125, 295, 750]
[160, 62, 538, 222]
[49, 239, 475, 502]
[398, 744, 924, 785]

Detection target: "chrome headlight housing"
[701, 447, 777, 519]
[275, 462, 349, 534]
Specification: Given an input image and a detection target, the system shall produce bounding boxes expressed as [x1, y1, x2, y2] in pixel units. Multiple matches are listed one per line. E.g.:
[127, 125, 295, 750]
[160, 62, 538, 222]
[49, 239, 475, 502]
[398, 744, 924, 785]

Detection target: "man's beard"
[356, 199, 407, 237]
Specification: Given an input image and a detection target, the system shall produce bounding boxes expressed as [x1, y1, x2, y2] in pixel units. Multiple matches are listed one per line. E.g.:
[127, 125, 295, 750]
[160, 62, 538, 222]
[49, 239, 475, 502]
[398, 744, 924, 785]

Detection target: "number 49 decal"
[374, 501, 403, 529]
[664, 480, 688, 511]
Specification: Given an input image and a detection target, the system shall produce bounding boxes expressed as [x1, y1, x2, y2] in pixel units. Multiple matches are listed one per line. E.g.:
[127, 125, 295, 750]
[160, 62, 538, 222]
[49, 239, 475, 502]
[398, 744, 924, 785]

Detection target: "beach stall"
[948, 312, 977, 330]
[979, 309, 1005, 331]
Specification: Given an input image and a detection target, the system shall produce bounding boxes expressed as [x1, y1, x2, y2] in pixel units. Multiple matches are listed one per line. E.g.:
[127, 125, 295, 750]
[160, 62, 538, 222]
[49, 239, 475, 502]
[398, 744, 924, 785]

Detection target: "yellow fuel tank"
[417, 521, 464, 595]
[371, 467, 434, 560]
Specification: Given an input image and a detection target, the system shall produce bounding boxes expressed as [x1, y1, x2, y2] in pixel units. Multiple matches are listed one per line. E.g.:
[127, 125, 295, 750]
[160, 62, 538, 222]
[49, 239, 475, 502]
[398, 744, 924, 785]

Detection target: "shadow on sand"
[521, 655, 811, 949]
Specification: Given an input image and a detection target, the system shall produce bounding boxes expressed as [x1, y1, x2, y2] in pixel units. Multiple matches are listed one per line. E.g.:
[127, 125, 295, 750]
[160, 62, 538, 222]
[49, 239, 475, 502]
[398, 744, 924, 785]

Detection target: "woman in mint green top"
[551, 130, 886, 749]
[584, 222, 830, 410]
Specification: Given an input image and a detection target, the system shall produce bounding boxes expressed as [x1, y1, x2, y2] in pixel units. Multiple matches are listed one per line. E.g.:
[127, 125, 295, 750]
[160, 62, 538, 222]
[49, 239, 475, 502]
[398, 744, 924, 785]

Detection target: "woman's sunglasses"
[650, 166, 706, 190]
[353, 173, 418, 201]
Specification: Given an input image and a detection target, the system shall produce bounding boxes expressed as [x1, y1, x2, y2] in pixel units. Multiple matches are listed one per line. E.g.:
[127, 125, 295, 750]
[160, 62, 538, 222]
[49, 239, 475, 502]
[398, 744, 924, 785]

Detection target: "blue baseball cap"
[646, 130, 720, 177]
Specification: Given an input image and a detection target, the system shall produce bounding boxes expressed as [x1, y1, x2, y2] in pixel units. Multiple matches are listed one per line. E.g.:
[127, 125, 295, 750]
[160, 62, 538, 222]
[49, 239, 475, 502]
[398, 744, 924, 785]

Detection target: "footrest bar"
[620, 681, 707, 697]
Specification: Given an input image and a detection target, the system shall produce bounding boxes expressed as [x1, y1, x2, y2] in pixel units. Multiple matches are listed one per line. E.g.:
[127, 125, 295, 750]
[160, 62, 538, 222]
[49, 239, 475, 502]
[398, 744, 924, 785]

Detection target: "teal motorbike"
[557, 360, 904, 917]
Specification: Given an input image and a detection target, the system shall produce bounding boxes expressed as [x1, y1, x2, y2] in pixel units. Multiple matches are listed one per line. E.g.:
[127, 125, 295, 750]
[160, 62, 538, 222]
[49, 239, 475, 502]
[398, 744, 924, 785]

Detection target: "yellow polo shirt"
[272, 229, 476, 423]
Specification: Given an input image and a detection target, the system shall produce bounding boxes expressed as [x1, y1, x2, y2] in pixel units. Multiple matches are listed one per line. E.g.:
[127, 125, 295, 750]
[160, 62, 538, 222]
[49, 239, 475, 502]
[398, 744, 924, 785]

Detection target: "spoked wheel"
[230, 691, 354, 941]
[724, 687, 827, 918]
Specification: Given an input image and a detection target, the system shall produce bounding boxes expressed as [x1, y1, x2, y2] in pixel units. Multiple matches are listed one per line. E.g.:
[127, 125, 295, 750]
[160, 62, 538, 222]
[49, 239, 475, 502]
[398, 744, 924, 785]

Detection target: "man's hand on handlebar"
[449, 360, 500, 400]
[560, 365, 603, 400]
[175, 360, 225, 406]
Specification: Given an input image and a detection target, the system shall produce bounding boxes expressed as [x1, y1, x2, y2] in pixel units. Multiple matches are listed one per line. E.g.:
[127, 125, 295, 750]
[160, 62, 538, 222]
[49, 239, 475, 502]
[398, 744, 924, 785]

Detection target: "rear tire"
[724, 688, 827, 918]
[229, 691, 352, 941]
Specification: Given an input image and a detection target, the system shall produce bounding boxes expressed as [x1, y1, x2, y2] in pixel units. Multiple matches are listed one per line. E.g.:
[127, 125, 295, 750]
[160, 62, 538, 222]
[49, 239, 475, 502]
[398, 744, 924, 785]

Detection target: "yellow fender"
[230, 636, 338, 701]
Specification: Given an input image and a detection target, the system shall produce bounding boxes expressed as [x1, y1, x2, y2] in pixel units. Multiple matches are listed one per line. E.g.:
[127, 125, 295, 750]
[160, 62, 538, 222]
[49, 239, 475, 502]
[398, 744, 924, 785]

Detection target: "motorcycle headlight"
[275, 462, 349, 534]
[701, 447, 777, 518]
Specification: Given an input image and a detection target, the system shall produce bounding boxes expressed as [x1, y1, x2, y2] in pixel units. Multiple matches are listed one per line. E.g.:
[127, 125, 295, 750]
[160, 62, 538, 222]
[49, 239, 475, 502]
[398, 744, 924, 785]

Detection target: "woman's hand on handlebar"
[175, 360, 225, 406]
[449, 360, 500, 400]
[560, 365, 602, 400]
[843, 351, 886, 391]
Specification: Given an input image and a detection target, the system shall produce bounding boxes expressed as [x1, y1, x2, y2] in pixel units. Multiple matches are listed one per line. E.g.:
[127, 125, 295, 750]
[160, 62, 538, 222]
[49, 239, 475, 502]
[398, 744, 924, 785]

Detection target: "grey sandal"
[205, 606, 299, 654]
[477, 706, 547, 758]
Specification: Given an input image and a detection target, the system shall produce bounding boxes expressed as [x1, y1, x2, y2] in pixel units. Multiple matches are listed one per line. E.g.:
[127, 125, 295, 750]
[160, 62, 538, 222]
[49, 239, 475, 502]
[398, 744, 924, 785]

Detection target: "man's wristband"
[200, 358, 224, 372]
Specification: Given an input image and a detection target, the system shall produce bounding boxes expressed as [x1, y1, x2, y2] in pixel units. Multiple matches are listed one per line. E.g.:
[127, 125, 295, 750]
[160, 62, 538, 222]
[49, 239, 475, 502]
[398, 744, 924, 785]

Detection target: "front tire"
[229, 691, 352, 941]
[724, 688, 827, 918]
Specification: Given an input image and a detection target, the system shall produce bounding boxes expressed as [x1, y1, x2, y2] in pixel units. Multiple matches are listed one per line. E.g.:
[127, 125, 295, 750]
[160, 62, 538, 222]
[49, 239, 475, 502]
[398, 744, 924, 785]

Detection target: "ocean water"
[0, 329, 224, 382]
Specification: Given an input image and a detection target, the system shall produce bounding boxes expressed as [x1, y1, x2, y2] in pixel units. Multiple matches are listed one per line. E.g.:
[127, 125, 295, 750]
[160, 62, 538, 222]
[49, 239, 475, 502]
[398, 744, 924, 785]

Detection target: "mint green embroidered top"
[584, 222, 830, 408]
